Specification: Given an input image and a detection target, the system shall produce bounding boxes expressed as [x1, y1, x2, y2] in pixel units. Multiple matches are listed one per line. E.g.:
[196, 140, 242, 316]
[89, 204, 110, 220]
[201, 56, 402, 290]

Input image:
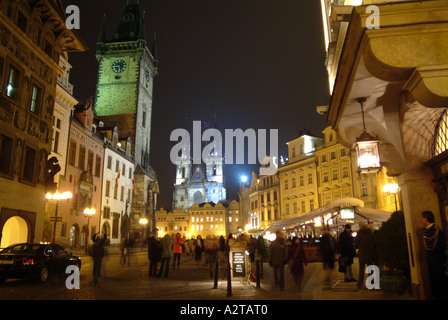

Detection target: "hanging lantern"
[353, 98, 382, 174]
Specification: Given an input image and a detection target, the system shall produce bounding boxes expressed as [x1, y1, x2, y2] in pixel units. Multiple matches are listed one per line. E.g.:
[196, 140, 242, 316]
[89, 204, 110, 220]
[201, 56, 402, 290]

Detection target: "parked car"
[0, 243, 81, 283]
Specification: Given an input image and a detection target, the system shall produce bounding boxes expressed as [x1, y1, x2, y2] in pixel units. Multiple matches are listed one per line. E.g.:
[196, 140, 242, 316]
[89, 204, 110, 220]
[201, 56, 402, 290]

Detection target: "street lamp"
[46, 191, 72, 243]
[383, 183, 400, 211]
[353, 98, 382, 174]
[83, 208, 96, 253]
[139, 217, 148, 247]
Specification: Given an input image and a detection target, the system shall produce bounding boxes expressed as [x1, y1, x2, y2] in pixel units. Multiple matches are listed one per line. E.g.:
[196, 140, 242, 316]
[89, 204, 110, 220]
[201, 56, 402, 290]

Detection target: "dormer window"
[123, 13, 135, 22]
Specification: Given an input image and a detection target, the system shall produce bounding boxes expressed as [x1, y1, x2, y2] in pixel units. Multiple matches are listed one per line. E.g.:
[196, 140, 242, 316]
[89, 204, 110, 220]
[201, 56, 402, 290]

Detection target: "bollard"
[213, 259, 219, 289]
[226, 261, 232, 297]
[256, 259, 260, 288]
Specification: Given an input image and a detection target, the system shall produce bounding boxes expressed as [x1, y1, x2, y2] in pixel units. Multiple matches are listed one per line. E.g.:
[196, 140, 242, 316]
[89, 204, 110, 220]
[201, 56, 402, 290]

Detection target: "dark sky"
[61, 0, 330, 211]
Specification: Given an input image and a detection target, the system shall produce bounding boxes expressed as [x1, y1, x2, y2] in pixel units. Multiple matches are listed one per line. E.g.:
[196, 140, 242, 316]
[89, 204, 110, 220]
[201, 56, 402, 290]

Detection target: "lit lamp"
[383, 183, 400, 211]
[139, 217, 148, 245]
[46, 191, 72, 243]
[354, 98, 381, 174]
[83, 208, 96, 253]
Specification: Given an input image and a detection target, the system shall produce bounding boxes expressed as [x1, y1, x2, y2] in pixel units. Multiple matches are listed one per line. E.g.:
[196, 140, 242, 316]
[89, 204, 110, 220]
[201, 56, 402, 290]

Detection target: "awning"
[264, 198, 392, 233]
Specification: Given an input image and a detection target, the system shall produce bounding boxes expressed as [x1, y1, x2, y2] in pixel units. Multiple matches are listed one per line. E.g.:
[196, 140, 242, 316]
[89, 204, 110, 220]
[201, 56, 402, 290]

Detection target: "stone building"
[0, 0, 86, 248]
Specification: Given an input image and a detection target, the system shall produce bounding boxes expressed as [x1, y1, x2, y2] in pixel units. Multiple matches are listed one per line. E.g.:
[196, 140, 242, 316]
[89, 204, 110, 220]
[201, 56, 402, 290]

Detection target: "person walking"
[288, 237, 307, 291]
[355, 224, 376, 289]
[147, 233, 161, 277]
[172, 233, 184, 269]
[421, 211, 448, 300]
[195, 235, 203, 263]
[319, 227, 336, 284]
[91, 231, 107, 286]
[219, 235, 226, 260]
[269, 231, 288, 290]
[158, 234, 174, 278]
[119, 237, 129, 266]
[339, 224, 356, 282]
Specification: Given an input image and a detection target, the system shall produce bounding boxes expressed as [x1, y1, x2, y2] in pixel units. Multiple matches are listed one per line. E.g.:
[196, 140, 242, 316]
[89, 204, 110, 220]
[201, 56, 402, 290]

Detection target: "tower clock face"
[112, 59, 127, 73]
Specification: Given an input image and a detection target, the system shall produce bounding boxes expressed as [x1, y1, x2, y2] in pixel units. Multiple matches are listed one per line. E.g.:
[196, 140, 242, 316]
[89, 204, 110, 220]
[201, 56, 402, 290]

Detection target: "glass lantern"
[354, 131, 381, 174]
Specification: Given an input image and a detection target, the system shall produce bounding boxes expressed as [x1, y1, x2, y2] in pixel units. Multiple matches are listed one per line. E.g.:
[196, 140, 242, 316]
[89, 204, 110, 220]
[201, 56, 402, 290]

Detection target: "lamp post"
[83, 208, 96, 253]
[383, 183, 400, 212]
[46, 191, 72, 243]
[139, 217, 148, 247]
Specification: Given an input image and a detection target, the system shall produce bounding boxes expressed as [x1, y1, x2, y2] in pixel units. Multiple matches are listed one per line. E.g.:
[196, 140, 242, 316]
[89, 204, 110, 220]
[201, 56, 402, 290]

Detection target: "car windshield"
[1, 244, 42, 254]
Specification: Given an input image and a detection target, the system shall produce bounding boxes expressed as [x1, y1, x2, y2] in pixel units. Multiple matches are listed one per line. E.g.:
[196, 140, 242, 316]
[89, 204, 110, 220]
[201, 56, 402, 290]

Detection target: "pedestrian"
[339, 224, 356, 282]
[319, 227, 336, 284]
[269, 231, 288, 290]
[288, 237, 307, 291]
[147, 233, 161, 277]
[195, 235, 203, 263]
[219, 235, 226, 260]
[421, 211, 448, 300]
[255, 235, 267, 278]
[185, 238, 191, 256]
[119, 237, 129, 266]
[225, 233, 233, 256]
[355, 224, 376, 289]
[172, 233, 184, 269]
[91, 231, 107, 286]
[158, 234, 174, 278]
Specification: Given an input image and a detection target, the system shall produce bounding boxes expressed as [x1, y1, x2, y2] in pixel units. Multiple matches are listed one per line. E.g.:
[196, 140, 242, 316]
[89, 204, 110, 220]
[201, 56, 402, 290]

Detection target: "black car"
[0, 243, 81, 283]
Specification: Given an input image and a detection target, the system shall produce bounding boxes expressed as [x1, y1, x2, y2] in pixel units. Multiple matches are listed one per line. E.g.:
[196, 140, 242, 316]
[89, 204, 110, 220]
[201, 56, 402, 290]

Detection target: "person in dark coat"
[91, 231, 107, 286]
[422, 211, 448, 300]
[339, 224, 356, 282]
[319, 227, 336, 284]
[147, 233, 161, 277]
[269, 231, 288, 289]
[288, 237, 307, 291]
[355, 224, 376, 288]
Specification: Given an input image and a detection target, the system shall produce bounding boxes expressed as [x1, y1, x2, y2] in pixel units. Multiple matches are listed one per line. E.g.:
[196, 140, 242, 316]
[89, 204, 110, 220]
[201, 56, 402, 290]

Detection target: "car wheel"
[37, 266, 49, 283]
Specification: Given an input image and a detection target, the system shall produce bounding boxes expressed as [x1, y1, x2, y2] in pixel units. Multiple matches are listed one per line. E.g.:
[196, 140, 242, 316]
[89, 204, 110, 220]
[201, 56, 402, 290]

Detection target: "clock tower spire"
[94, 1, 157, 170]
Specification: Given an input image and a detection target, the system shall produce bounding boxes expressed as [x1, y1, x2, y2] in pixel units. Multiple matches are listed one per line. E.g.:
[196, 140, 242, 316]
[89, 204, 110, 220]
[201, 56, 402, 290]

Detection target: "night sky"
[60, 0, 330, 211]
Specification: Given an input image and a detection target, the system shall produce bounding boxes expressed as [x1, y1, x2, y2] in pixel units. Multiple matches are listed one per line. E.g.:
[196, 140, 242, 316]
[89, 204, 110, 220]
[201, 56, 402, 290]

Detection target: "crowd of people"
[88, 211, 447, 299]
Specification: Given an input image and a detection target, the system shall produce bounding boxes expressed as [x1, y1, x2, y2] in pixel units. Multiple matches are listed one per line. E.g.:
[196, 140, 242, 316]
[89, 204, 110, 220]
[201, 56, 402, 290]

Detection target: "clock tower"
[94, 1, 158, 169]
[94, 1, 159, 241]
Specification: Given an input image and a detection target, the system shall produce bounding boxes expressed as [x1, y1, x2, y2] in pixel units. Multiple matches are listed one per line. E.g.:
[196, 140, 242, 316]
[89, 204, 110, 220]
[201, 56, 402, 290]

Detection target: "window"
[113, 184, 118, 199]
[322, 155, 327, 163]
[300, 144, 304, 155]
[120, 186, 124, 202]
[273, 192, 277, 201]
[308, 173, 313, 184]
[22, 146, 36, 182]
[342, 166, 349, 178]
[309, 199, 315, 211]
[30, 84, 42, 114]
[292, 177, 296, 188]
[292, 147, 296, 158]
[95, 156, 101, 177]
[332, 169, 338, 180]
[0, 135, 13, 174]
[285, 204, 290, 215]
[142, 111, 146, 128]
[122, 164, 126, 176]
[107, 156, 112, 169]
[323, 171, 329, 183]
[299, 175, 304, 186]
[103, 207, 110, 219]
[5, 65, 20, 100]
[301, 201, 306, 213]
[78, 145, 85, 170]
[115, 160, 119, 173]
[68, 140, 76, 166]
[52, 118, 61, 154]
[361, 182, 368, 196]
[341, 149, 347, 157]
[331, 152, 336, 160]
[284, 179, 289, 190]
[105, 180, 111, 197]
[87, 150, 94, 173]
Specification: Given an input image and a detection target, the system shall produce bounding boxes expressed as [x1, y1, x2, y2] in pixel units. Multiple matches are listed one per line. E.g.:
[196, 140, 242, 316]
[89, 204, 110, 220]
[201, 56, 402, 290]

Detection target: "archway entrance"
[1, 216, 28, 248]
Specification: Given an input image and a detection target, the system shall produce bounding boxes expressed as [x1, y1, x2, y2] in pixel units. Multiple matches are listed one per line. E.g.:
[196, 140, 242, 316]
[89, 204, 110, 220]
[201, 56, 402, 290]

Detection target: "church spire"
[112, 0, 146, 43]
